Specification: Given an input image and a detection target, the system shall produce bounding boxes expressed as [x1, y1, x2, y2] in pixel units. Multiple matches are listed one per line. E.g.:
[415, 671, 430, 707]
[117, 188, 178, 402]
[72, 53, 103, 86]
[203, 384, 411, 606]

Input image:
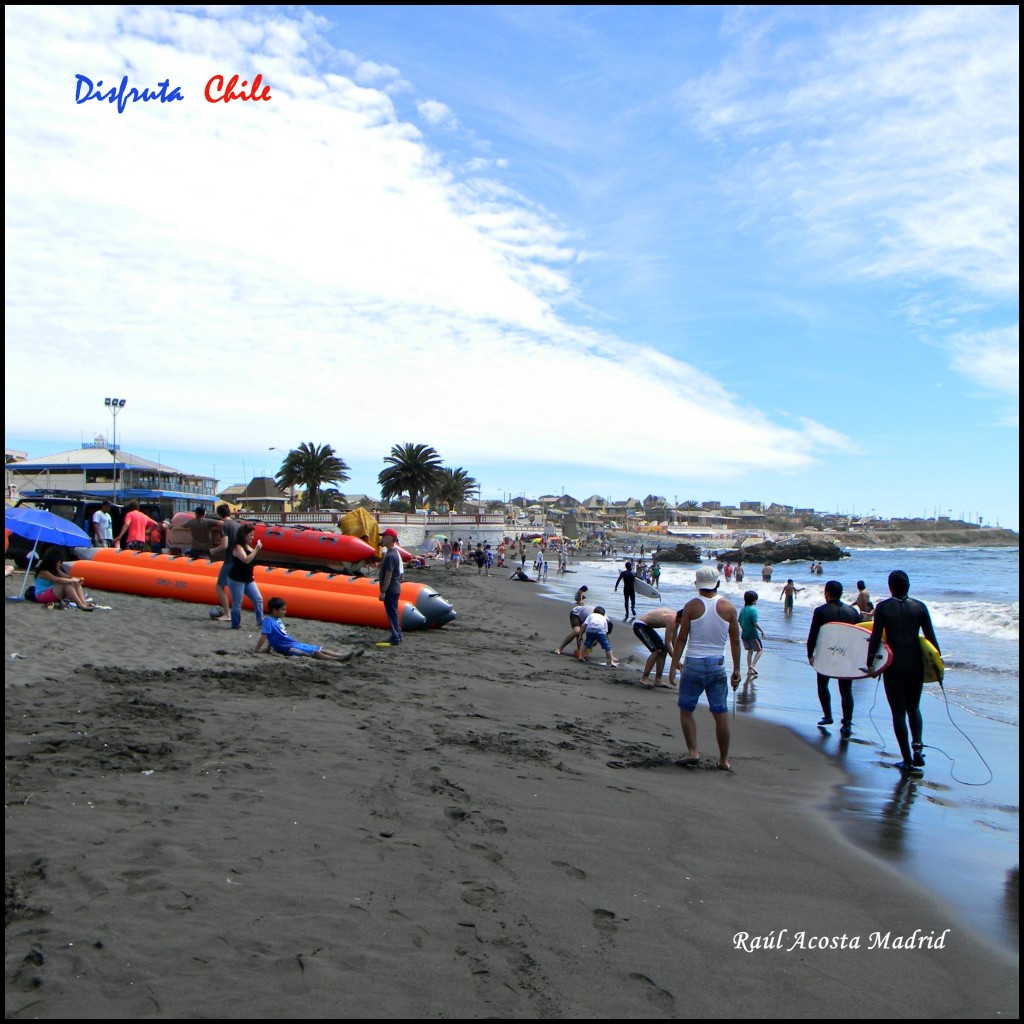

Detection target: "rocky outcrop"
[718, 537, 849, 563]
[653, 543, 703, 563]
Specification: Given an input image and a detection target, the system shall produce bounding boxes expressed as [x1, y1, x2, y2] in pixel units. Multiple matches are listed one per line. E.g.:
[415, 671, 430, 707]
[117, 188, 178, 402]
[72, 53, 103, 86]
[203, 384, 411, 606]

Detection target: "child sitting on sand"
[580, 606, 619, 667]
[255, 598, 350, 661]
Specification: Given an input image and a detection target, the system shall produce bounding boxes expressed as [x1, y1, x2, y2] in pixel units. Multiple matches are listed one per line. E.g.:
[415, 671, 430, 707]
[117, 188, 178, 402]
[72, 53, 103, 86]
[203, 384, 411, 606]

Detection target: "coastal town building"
[218, 476, 290, 515]
[5, 448, 28, 501]
[7, 439, 218, 514]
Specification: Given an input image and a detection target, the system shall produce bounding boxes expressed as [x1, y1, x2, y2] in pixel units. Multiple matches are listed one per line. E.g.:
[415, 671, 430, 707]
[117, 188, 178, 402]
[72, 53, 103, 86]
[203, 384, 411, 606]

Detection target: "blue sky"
[5, 6, 1019, 527]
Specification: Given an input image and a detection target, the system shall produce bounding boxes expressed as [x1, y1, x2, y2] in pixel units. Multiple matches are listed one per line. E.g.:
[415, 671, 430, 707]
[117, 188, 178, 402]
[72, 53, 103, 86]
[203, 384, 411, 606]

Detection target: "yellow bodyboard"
[855, 622, 944, 683]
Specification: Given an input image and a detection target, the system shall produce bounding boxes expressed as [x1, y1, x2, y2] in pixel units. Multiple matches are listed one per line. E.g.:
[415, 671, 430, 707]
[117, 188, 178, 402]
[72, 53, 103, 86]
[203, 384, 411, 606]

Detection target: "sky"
[4, 5, 1019, 527]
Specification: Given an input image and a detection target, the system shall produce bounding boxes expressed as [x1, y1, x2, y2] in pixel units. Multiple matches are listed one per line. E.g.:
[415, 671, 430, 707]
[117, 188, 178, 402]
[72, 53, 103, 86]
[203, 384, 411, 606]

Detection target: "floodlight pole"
[104, 397, 126, 504]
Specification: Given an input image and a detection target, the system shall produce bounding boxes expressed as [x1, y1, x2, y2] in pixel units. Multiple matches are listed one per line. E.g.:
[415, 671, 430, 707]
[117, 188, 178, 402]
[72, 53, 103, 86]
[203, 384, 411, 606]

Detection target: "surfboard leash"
[738, 643, 997, 786]
[922, 681, 994, 786]
[865, 677, 890, 749]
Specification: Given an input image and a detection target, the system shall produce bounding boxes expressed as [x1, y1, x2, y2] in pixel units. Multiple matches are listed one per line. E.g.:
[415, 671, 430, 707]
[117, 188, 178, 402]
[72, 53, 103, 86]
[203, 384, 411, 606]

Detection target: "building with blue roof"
[7, 438, 218, 515]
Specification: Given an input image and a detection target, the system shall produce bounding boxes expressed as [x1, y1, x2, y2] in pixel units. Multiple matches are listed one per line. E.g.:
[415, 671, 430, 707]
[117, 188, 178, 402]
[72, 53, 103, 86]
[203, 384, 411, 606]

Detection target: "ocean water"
[541, 546, 1019, 949]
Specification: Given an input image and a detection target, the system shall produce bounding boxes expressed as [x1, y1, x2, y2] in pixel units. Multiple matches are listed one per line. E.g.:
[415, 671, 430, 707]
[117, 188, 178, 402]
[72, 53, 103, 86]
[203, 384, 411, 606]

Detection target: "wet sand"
[4, 568, 1019, 1018]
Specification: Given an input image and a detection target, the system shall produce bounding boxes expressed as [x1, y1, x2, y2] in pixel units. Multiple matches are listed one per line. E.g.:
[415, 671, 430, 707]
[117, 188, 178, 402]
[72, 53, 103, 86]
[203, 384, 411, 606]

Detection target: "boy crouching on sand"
[581, 606, 619, 667]
[256, 598, 350, 661]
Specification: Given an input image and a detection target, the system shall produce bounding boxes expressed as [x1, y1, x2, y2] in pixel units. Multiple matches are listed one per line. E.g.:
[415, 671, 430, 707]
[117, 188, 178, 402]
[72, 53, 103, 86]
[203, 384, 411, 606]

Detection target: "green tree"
[378, 443, 443, 511]
[430, 466, 478, 512]
[275, 442, 350, 513]
[317, 488, 348, 511]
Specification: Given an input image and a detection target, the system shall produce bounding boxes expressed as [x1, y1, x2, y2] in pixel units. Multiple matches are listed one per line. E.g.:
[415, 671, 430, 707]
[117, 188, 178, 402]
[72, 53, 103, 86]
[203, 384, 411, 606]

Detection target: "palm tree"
[275, 442, 350, 512]
[378, 443, 443, 511]
[317, 488, 349, 511]
[430, 467, 478, 513]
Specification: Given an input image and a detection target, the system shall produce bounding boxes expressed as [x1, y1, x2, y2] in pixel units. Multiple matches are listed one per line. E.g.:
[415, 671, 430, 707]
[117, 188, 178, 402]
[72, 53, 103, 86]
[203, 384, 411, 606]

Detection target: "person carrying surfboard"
[614, 560, 637, 620]
[865, 570, 941, 775]
[806, 581, 862, 736]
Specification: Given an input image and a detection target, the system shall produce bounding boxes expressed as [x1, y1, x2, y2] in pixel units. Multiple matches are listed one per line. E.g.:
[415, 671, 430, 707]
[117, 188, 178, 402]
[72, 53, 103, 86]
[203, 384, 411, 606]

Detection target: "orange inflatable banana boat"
[70, 560, 428, 630]
[84, 550, 456, 627]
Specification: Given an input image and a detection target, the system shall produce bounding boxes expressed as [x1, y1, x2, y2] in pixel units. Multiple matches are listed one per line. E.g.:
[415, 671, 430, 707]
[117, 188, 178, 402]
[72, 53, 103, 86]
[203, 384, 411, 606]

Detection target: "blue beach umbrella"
[5, 506, 91, 600]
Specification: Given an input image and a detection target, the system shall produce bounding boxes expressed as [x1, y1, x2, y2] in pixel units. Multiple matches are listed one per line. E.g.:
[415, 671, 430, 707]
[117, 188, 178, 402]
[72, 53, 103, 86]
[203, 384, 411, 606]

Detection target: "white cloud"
[351, 59, 406, 88]
[417, 98, 458, 128]
[5, 6, 849, 483]
[684, 6, 1019, 298]
[949, 327, 1020, 396]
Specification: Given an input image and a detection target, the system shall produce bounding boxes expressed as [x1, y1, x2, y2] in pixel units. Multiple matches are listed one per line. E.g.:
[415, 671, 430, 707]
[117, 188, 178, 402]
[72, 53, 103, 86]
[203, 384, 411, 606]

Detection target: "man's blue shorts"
[216, 559, 232, 589]
[678, 655, 729, 714]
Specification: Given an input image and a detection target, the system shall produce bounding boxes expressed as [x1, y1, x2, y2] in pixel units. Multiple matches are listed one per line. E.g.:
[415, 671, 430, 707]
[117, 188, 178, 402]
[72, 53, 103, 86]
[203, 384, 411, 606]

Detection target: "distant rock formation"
[719, 537, 849, 563]
[653, 542, 703, 563]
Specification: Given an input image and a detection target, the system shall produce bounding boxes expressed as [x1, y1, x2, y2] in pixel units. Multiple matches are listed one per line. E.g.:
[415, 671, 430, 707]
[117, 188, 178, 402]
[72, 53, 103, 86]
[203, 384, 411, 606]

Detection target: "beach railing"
[233, 511, 507, 529]
[379, 513, 506, 526]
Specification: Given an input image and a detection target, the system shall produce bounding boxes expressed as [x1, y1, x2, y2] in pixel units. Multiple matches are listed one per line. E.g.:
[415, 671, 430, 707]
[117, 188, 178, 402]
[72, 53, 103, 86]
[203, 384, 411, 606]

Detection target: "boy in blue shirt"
[738, 590, 766, 679]
[256, 598, 350, 660]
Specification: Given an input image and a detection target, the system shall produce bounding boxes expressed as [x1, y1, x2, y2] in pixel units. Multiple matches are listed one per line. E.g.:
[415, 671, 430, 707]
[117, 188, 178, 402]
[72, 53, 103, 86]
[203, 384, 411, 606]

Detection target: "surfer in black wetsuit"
[865, 570, 940, 775]
[614, 560, 637, 620]
[806, 581, 862, 736]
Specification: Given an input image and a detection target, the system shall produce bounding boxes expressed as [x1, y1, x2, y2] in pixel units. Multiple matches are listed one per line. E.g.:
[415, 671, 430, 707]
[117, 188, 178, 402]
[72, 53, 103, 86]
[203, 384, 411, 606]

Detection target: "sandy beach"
[5, 567, 1018, 1018]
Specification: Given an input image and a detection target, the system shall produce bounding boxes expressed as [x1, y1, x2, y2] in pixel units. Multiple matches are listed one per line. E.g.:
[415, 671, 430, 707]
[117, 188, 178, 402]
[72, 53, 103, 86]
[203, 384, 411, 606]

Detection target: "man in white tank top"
[668, 567, 742, 771]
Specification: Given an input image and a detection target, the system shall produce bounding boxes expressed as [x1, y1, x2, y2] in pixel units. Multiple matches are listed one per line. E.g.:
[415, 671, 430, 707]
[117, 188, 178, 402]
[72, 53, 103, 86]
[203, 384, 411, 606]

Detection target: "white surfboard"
[634, 578, 661, 600]
[811, 622, 892, 679]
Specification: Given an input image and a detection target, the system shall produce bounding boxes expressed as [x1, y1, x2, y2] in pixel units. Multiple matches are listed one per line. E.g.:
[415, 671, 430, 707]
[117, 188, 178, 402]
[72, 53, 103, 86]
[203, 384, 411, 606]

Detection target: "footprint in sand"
[471, 843, 503, 865]
[460, 883, 500, 908]
[628, 972, 676, 1011]
[551, 860, 585, 879]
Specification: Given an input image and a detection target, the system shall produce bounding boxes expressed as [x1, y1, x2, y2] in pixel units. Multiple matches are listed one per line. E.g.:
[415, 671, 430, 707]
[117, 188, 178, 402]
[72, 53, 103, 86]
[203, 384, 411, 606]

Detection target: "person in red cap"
[378, 527, 404, 645]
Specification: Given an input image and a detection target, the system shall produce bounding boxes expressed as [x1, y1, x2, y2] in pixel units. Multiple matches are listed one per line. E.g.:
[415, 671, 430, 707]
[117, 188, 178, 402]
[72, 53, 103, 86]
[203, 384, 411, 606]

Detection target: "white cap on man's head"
[695, 567, 720, 590]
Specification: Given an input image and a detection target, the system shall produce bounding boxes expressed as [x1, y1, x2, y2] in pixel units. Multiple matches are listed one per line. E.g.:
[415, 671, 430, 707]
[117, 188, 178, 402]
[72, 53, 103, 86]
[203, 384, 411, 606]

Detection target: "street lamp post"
[104, 397, 126, 504]
[268, 447, 297, 513]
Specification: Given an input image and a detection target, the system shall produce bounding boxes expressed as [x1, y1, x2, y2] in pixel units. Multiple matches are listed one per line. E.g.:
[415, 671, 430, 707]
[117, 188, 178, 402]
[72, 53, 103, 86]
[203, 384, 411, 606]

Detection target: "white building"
[8, 438, 218, 514]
